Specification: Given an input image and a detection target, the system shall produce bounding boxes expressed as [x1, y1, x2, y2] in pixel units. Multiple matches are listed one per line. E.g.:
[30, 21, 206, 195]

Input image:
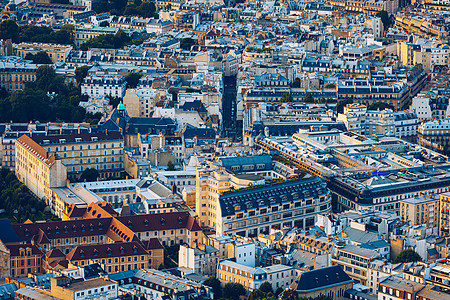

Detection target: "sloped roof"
[293, 265, 352, 292]
[0, 219, 21, 244]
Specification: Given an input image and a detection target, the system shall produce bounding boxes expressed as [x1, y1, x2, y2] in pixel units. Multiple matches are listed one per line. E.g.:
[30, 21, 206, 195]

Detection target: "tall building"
[195, 158, 331, 237]
[440, 192, 450, 236]
[31, 132, 124, 180]
[400, 194, 440, 229]
[15, 135, 67, 203]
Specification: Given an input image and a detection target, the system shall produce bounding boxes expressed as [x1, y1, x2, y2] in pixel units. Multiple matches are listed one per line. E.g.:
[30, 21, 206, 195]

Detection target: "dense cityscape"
[0, 0, 449, 299]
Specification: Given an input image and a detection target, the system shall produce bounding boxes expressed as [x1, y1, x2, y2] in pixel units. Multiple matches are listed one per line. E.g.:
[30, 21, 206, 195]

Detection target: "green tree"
[376, 10, 390, 31]
[75, 65, 90, 86]
[167, 160, 175, 171]
[281, 92, 293, 102]
[0, 20, 19, 42]
[223, 282, 246, 300]
[204, 276, 222, 299]
[281, 289, 298, 300]
[80, 168, 100, 182]
[180, 37, 197, 50]
[259, 282, 273, 294]
[368, 101, 393, 111]
[304, 92, 314, 103]
[4, 88, 52, 122]
[291, 78, 301, 88]
[125, 72, 143, 88]
[25, 51, 52, 64]
[336, 99, 353, 114]
[394, 249, 422, 263]
[138, 1, 157, 18]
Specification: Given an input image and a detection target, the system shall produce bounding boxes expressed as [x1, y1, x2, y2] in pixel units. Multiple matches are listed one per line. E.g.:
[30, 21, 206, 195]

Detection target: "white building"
[410, 95, 432, 121]
[393, 110, 419, 139]
[178, 244, 220, 276]
[81, 74, 127, 99]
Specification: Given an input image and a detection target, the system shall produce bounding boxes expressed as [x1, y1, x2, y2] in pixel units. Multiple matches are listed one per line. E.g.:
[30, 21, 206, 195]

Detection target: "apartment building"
[15, 134, 67, 203]
[0, 60, 37, 92]
[217, 260, 296, 292]
[8, 244, 43, 278]
[50, 276, 118, 300]
[109, 268, 213, 299]
[66, 240, 163, 272]
[332, 244, 381, 285]
[0, 122, 91, 171]
[394, 110, 419, 140]
[15, 42, 73, 63]
[400, 194, 440, 229]
[178, 243, 219, 276]
[81, 74, 127, 99]
[378, 276, 425, 300]
[123, 88, 158, 117]
[440, 192, 450, 236]
[10, 210, 203, 254]
[31, 132, 124, 180]
[74, 26, 119, 47]
[337, 103, 395, 137]
[418, 119, 450, 153]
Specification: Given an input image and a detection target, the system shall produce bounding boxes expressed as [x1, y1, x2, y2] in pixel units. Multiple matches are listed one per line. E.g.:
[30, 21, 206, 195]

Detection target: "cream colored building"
[32, 132, 124, 180]
[400, 194, 440, 228]
[15, 135, 67, 204]
[15, 42, 73, 63]
[123, 88, 159, 118]
[440, 192, 450, 236]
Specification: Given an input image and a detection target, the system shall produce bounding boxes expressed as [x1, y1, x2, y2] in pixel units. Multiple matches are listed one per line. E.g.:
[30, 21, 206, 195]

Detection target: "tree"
[223, 282, 246, 300]
[0, 20, 19, 42]
[138, 1, 157, 18]
[395, 249, 422, 263]
[259, 282, 273, 294]
[25, 51, 52, 64]
[4, 89, 52, 122]
[204, 276, 222, 299]
[376, 11, 390, 31]
[167, 160, 175, 171]
[304, 92, 314, 103]
[368, 101, 393, 111]
[180, 38, 197, 51]
[281, 289, 298, 300]
[75, 65, 90, 86]
[281, 92, 293, 102]
[291, 78, 301, 88]
[80, 168, 99, 182]
[125, 72, 143, 88]
[336, 99, 353, 114]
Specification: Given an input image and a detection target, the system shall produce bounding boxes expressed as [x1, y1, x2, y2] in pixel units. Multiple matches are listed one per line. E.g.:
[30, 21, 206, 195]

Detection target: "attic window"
[133, 246, 138, 254]
[161, 218, 165, 225]
[73, 226, 77, 233]
[144, 220, 149, 226]
[99, 223, 103, 230]
[93, 249, 98, 257]
[177, 217, 182, 224]
[47, 228, 51, 235]
[64, 227, 68, 233]
[120, 247, 125, 254]
[107, 248, 112, 255]
[55, 227, 60, 234]
[80, 251, 85, 258]
[25, 229, 29, 237]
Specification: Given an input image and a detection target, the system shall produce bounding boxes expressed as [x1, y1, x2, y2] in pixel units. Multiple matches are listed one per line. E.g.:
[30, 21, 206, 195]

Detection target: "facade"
[123, 88, 158, 118]
[74, 26, 119, 47]
[332, 244, 381, 285]
[81, 74, 127, 99]
[8, 244, 43, 278]
[440, 192, 450, 236]
[178, 243, 219, 276]
[0, 61, 37, 92]
[337, 104, 395, 137]
[215, 176, 331, 237]
[66, 241, 163, 272]
[50, 276, 118, 300]
[400, 194, 440, 229]
[417, 119, 450, 153]
[393, 110, 419, 140]
[31, 132, 124, 180]
[15, 134, 67, 203]
[15, 42, 73, 63]
[217, 260, 296, 292]
[378, 276, 425, 300]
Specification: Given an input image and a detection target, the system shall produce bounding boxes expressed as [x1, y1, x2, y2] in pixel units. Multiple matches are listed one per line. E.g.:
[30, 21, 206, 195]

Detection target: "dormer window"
[93, 249, 98, 257]
[177, 217, 182, 224]
[133, 247, 138, 254]
[120, 247, 125, 254]
[64, 227, 68, 233]
[161, 218, 165, 225]
[107, 248, 112, 255]
[80, 251, 85, 258]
